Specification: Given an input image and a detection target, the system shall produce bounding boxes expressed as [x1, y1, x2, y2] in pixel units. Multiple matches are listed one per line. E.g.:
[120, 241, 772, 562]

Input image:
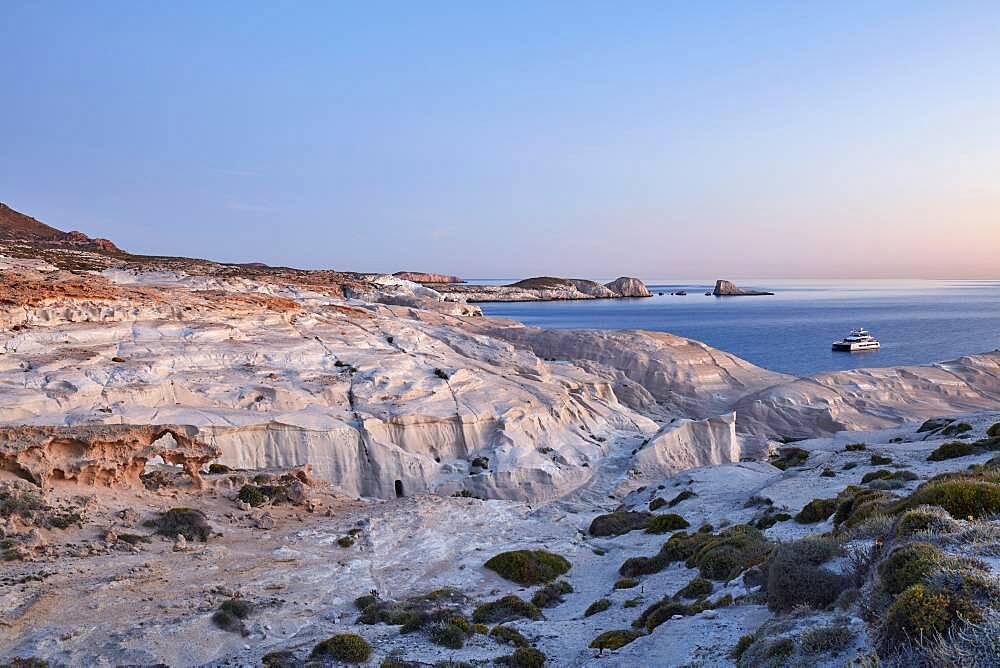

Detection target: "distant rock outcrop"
[393, 271, 465, 284]
[712, 279, 774, 296]
[0, 202, 123, 253]
[605, 276, 652, 298]
[433, 276, 652, 303]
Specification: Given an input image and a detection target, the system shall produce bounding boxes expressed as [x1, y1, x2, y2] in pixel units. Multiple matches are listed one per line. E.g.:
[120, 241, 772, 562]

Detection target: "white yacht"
[832, 328, 880, 352]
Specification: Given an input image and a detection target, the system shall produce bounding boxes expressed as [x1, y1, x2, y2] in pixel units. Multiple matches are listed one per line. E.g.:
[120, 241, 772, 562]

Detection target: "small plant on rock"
[310, 633, 371, 663]
[484, 550, 571, 586]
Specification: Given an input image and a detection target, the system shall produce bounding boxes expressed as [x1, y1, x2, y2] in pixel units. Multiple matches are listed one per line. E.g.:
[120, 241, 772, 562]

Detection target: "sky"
[2, 2, 999, 279]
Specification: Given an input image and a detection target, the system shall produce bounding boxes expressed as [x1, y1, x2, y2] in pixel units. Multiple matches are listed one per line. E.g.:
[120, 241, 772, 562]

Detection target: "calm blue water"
[476, 279, 1000, 377]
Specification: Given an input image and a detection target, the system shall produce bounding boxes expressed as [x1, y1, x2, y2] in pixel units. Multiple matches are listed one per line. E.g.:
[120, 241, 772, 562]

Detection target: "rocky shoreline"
[434, 275, 652, 302]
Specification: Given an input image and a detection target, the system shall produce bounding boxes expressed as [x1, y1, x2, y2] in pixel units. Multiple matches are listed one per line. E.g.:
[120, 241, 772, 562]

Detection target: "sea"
[474, 279, 1000, 378]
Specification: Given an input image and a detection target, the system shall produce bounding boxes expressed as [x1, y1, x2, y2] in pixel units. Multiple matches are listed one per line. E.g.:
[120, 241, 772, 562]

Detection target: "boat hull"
[832, 341, 880, 351]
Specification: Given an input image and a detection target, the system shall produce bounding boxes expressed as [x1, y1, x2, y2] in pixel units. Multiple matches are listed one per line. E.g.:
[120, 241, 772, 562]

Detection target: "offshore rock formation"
[712, 279, 774, 296]
[435, 275, 652, 302]
[392, 271, 465, 284]
[604, 276, 651, 297]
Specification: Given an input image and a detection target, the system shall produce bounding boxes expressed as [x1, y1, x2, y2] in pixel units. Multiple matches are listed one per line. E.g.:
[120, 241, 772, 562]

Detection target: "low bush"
[614, 577, 639, 589]
[502, 647, 546, 668]
[490, 625, 529, 647]
[881, 584, 956, 647]
[870, 454, 893, 465]
[942, 422, 973, 436]
[530, 580, 572, 608]
[590, 629, 642, 651]
[310, 633, 371, 663]
[584, 599, 611, 617]
[845, 442, 867, 451]
[645, 513, 689, 534]
[731, 633, 757, 661]
[260, 650, 296, 668]
[207, 463, 230, 474]
[588, 511, 651, 536]
[878, 542, 943, 596]
[485, 550, 571, 585]
[676, 576, 712, 599]
[686, 525, 773, 581]
[634, 599, 693, 632]
[821, 468, 836, 478]
[648, 496, 666, 511]
[766, 537, 849, 612]
[895, 475, 1000, 519]
[771, 447, 809, 470]
[143, 507, 212, 541]
[896, 506, 957, 538]
[928, 441, 977, 461]
[357, 588, 467, 629]
[989, 423, 1000, 439]
[861, 469, 894, 484]
[667, 489, 697, 507]
[472, 595, 541, 624]
[795, 498, 838, 524]
[833, 487, 895, 528]
[428, 621, 466, 649]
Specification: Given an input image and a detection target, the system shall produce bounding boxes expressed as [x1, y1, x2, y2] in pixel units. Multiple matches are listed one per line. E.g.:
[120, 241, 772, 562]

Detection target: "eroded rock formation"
[0, 424, 219, 488]
[712, 279, 774, 296]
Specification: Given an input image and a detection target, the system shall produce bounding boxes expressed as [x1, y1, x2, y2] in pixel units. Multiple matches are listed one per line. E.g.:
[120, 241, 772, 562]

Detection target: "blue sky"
[2, 2, 998, 278]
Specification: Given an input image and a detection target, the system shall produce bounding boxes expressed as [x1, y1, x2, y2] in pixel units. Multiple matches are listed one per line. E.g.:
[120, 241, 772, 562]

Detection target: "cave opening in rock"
[394, 479, 404, 497]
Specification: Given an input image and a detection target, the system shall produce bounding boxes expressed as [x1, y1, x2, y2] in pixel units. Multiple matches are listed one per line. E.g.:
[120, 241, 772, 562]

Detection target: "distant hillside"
[0, 202, 120, 252]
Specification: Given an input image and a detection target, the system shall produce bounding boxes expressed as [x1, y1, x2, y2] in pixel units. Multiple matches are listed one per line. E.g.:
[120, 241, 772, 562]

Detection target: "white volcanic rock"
[712, 278, 774, 296]
[604, 276, 651, 297]
[633, 412, 742, 478]
[734, 353, 1000, 437]
[482, 324, 793, 416]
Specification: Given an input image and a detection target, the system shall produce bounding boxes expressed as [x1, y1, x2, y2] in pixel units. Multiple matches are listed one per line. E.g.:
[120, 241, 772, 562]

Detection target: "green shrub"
[687, 525, 772, 581]
[795, 498, 837, 523]
[942, 421, 972, 436]
[356, 588, 467, 629]
[877, 542, 943, 595]
[583, 598, 611, 617]
[208, 463, 231, 474]
[490, 625, 529, 647]
[354, 594, 379, 610]
[648, 496, 666, 511]
[310, 633, 371, 663]
[771, 447, 809, 469]
[530, 580, 572, 608]
[588, 511, 651, 536]
[928, 441, 977, 461]
[590, 629, 641, 651]
[765, 638, 794, 659]
[484, 550, 571, 585]
[237, 484, 268, 507]
[881, 584, 955, 647]
[636, 600, 693, 632]
[676, 576, 713, 599]
[645, 513, 690, 534]
[896, 476, 1000, 519]
[260, 650, 296, 668]
[428, 621, 466, 649]
[731, 633, 758, 660]
[614, 577, 639, 589]
[766, 538, 849, 612]
[833, 487, 895, 528]
[896, 506, 957, 537]
[143, 507, 212, 541]
[503, 647, 546, 668]
[845, 442, 867, 451]
[870, 454, 893, 465]
[667, 489, 697, 507]
[988, 423, 1000, 438]
[337, 535, 355, 548]
[821, 468, 836, 478]
[861, 469, 893, 484]
[471, 595, 541, 624]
